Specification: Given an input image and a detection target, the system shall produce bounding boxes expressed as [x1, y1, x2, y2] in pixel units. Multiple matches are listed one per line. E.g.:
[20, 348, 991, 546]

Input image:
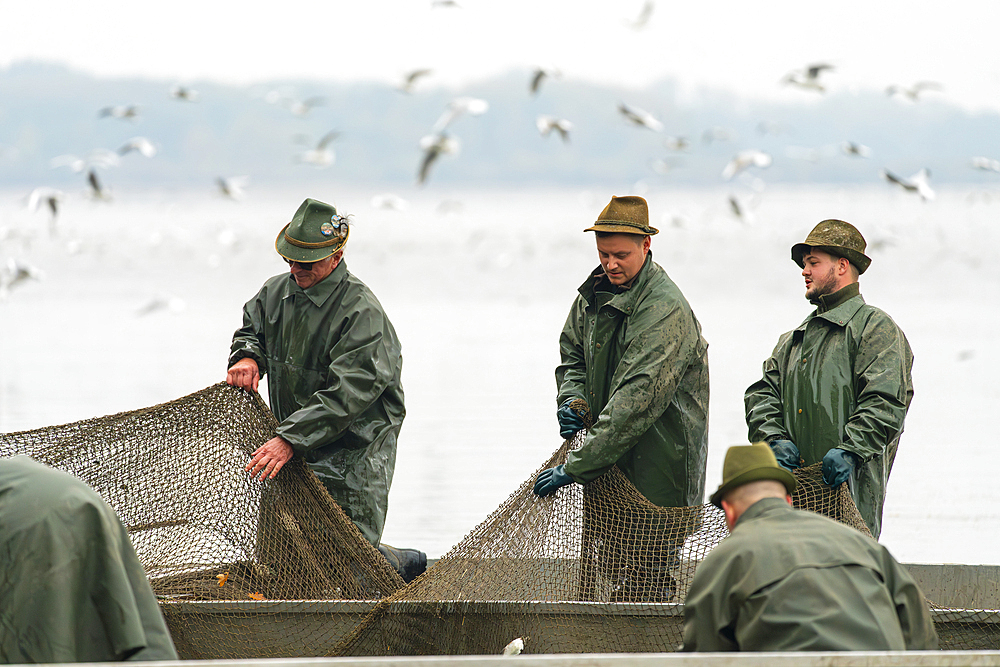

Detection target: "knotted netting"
[0, 383, 403, 659]
[1, 385, 996, 657]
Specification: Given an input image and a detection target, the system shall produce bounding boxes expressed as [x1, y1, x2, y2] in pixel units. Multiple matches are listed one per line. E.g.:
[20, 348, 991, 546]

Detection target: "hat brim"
[584, 223, 658, 235]
[275, 224, 345, 263]
[791, 243, 870, 275]
[710, 465, 797, 508]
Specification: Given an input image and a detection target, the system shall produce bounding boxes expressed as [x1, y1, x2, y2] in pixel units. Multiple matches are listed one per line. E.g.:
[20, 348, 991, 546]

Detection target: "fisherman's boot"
[377, 544, 428, 583]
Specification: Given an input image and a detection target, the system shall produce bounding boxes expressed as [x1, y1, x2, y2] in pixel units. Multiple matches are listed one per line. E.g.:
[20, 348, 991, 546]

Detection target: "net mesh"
[0, 383, 403, 659]
[0, 385, 996, 657]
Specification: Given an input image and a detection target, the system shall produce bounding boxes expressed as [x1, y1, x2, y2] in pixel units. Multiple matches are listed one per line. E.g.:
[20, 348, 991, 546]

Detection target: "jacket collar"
[280, 259, 347, 307]
[732, 496, 792, 530]
[815, 282, 860, 313]
[577, 251, 654, 314]
[797, 285, 865, 331]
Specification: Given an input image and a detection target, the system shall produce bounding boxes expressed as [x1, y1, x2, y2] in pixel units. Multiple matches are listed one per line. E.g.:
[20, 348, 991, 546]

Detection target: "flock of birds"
[7, 0, 999, 298]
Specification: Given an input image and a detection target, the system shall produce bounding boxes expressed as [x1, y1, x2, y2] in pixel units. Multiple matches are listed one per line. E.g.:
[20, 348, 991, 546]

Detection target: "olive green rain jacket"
[0, 456, 178, 663]
[744, 283, 913, 538]
[230, 260, 405, 546]
[682, 497, 937, 652]
[556, 253, 710, 507]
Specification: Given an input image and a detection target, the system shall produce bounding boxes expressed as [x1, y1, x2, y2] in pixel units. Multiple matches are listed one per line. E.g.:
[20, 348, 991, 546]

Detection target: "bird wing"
[530, 69, 545, 95]
[316, 131, 340, 149]
[418, 146, 440, 185]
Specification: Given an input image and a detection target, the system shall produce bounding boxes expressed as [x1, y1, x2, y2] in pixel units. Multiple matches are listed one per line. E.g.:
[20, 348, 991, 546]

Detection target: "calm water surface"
[1, 184, 997, 562]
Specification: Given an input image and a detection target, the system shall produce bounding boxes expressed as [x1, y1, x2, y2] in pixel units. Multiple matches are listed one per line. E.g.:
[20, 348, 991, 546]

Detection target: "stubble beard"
[805, 267, 837, 304]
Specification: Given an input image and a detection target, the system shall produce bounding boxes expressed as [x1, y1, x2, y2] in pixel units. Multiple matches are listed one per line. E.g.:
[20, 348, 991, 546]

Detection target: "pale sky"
[3, 0, 1000, 112]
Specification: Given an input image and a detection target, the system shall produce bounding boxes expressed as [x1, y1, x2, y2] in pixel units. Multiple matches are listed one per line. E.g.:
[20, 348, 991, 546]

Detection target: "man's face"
[800, 249, 841, 302]
[596, 234, 650, 286]
[288, 251, 341, 289]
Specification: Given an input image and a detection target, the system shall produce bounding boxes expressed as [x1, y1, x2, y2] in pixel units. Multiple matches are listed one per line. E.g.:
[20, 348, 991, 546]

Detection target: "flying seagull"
[370, 193, 410, 211]
[265, 91, 327, 117]
[170, 85, 199, 102]
[530, 67, 560, 96]
[618, 102, 663, 132]
[27, 187, 64, 235]
[701, 126, 733, 144]
[117, 137, 157, 158]
[536, 115, 573, 142]
[623, 0, 654, 29]
[432, 97, 489, 133]
[217, 175, 249, 200]
[99, 105, 140, 121]
[50, 149, 120, 173]
[417, 132, 460, 185]
[399, 69, 432, 94]
[295, 131, 339, 168]
[971, 156, 1000, 172]
[841, 142, 871, 158]
[881, 168, 935, 201]
[722, 150, 772, 180]
[664, 136, 690, 151]
[782, 63, 834, 92]
[886, 82, 943, 101]
[0, 258, 44, 297]
[87, 169, 111, 200]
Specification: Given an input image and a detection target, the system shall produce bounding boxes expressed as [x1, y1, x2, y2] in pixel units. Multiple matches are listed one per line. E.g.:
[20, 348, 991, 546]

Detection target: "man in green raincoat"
[744, 219, 913, 539]
[533, 195, 710, 600]
[682, 442, 936, 652]
[227, 198, 424, 581]
[0, 456, 178, 662]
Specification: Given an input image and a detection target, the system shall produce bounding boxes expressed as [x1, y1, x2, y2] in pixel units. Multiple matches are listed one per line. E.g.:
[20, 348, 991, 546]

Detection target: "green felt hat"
[791, 219, 871, 274]
[584, 195, 658, 235]
[275, 198, 349, 263]
[710, 442, 797, 508]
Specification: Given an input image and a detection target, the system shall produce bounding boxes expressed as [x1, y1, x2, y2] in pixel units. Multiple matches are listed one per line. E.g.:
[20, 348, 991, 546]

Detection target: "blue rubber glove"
[533, 464, 575, 497]
[768, 439, 802, 471]
[822, 448, 859, 487]
[557, 399, 586, 440]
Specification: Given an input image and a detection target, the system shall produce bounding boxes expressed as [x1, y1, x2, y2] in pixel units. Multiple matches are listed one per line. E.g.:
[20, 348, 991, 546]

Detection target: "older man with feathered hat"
[226, 198, 425, 582]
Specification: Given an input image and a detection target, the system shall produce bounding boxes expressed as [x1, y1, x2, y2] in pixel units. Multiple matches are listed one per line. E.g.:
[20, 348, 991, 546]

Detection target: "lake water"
[1, 184, 997, 563]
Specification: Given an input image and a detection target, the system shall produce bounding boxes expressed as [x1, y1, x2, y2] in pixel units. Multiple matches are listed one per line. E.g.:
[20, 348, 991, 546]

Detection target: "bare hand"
[227, 357, 260, 392]
[246, 436, 293, 480]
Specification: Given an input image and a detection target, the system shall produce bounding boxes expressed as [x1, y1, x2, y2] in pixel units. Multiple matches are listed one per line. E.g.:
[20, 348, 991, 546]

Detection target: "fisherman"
[227, 197, 425, 582]
[532, 195, 710, 600]
[744, 219, 913, 539]
[682, 442, 937, 651]
[0, 456, 178, 662]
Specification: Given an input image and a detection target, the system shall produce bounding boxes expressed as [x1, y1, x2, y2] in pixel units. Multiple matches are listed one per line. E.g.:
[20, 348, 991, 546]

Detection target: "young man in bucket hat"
[533, 195, 709, 600]
[682, 442, 936, 652]
[744, 219, 913, 539]
[226, 198, 425, 582]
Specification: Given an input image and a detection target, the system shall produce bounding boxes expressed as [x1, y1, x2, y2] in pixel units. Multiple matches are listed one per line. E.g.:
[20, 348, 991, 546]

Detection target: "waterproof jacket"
[744, 283, 913, 538]
[557, 252, 709, 507]
[682, 497, 937, 652]
[0, 456, 178, 663]
[230, 260, 405, 545]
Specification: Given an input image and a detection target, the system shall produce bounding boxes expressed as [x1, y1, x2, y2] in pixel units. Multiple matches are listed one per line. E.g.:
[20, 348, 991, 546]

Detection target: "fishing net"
[1, 386, 996, 657]
[0, 383, 403, 659]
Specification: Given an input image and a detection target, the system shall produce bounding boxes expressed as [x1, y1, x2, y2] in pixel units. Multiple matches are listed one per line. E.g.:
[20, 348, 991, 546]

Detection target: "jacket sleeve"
[682, 550, 739, 652]
[275, 304, 401, 454]
[555, 295, 588, 407]
[744, 332, 792, 443]
[841, 314, 914, 461]
[565, 300, 698, 482]
[881, 548, 938, 650]
[228, 290, 270, 376]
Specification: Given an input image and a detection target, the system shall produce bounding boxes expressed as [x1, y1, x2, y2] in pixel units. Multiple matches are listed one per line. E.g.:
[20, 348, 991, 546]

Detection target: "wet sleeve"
[555, 296, 588, 407]
[682, 552, 740, 652]
[565, 301, 698, 482]
[228, 289, 269, 376]
[882, 548, 938, 650]
[744, 333, 792, 443]
[841, 315, 914, 461]
[275, 304, 400, 454]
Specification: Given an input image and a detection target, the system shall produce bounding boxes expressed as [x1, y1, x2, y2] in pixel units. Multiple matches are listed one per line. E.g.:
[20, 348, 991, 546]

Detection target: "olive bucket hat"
[275, 198, 350, 263]
[709, 442, 797, 508]
[584, 195, 659, 235]
[791, 219, 871, 274]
